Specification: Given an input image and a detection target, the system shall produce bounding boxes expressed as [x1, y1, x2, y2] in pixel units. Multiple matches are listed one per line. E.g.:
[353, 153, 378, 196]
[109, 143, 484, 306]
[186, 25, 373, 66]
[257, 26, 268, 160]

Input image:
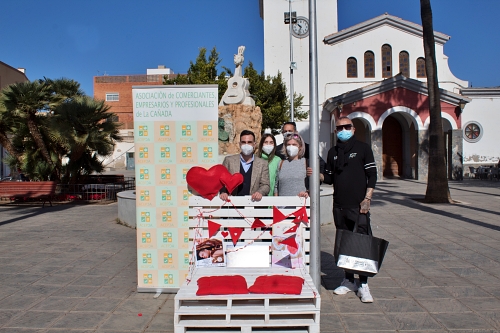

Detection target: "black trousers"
[333, 206, 372, 284]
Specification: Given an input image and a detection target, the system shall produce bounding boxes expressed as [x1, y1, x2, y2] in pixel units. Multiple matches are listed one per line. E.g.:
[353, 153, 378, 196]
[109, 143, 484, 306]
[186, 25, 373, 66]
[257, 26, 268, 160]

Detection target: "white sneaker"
[357, 284, 374, 303]
[333, 279, 358, 295]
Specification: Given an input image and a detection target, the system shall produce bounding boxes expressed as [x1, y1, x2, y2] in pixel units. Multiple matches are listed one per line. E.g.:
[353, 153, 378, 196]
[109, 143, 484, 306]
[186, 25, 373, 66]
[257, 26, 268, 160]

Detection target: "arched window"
[347, 57, 357, 78]
[416, 57, 426, 77]
[399, 51, 409, 77]
[381, 44, 392, 78]
[364, 51, 375, 78]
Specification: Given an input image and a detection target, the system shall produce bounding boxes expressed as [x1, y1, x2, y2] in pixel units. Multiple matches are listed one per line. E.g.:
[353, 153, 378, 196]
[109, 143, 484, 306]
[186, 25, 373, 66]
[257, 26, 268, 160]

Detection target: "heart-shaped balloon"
[186, 165, 228, 200]
[220, 172, 244, 194]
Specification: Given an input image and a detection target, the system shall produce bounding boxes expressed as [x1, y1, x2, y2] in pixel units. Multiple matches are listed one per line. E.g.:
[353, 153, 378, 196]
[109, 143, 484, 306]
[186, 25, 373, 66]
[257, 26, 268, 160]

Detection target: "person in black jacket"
[323, 116, 377, 303]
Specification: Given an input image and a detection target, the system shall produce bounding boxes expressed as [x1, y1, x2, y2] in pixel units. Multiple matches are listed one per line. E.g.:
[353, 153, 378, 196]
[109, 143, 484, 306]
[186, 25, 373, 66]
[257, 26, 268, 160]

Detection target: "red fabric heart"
[186, 165, 228, 200]
[221, 231, 229, 238]
[220, 172, 244, 194]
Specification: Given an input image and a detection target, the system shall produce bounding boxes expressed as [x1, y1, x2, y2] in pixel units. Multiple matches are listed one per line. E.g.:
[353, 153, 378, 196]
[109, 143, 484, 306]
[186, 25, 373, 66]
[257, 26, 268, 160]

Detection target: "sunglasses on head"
[336, 124, 353, 131]
[284, 132, 300, 139]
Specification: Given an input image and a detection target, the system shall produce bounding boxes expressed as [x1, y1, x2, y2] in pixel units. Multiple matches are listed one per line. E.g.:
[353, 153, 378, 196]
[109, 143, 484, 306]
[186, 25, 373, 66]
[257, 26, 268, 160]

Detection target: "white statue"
[219, 46, 255, 106]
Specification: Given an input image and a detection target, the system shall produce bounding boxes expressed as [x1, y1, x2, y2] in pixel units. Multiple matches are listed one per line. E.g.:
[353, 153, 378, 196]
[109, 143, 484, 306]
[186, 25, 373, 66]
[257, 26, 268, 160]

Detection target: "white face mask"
[286, 145, 299, 158]
[283, 131, 294, 138]
[262, 145, 274, 155]
[240, 144, 254, 156]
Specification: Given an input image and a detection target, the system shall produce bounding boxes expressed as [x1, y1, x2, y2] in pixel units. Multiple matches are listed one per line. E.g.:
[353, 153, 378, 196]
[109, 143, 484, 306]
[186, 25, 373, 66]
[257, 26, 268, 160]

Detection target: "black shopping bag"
[334, 228, 389, 277]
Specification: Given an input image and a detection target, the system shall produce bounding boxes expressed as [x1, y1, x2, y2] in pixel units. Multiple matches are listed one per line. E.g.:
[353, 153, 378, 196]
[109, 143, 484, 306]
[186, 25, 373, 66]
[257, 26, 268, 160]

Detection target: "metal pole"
[308, 0, 321, 291]
[289, 0, 294, 122]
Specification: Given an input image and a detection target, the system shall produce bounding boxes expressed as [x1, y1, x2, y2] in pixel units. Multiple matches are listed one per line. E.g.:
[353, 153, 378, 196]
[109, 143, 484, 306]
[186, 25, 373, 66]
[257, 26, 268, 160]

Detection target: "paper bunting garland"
[251, 218, 267, 229]
[228, 227, 244, 246]
[280, 234, 298, 249]
[272, 206, 287, 224]
[274, 254, 292, 268]
[207, 220, 221, 238]
[292, 206, 309, 224]
[283, 224, 299, 234]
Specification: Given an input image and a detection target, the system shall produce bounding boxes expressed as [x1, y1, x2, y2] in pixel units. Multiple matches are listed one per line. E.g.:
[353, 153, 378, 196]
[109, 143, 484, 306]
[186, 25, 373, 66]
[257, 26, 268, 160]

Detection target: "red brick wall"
[93, 74, 179, 129]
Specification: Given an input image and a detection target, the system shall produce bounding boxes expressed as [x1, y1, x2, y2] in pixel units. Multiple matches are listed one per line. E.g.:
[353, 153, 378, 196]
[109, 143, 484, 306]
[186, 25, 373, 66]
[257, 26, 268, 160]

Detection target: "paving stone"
[51, 285, 98, 298]
[377, 299, 426, 313]
[0, 295, 42, 310]
[4, 311, 63, 329]
[458, 297, 500, 311]
[31, 296, 84, 311]
[341, 313, 394, 331]
[72, 297, 121, 312]
[433, 312, 495, 330]
[51, 311, 108, 329]
[97, 312, 152, 331]
[385, 313, 443, 330]
[418, 299, 471, 313]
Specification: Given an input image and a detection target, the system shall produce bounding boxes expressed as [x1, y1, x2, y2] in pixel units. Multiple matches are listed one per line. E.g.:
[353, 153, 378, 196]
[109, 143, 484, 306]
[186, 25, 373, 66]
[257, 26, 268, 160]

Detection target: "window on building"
[381, 44, 392, 78]
[347, 57, 358, 78]
[399, 51, 410, 77]
[463, 121, 483, 143]
[416, 57, 426, 78]
[105, 93, 119, 101]
[364, 51, 375, 78]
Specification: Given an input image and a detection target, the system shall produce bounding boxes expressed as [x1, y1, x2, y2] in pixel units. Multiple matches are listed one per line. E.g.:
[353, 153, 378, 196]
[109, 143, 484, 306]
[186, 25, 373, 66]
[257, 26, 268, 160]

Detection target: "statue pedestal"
[218, 104, 262, 155]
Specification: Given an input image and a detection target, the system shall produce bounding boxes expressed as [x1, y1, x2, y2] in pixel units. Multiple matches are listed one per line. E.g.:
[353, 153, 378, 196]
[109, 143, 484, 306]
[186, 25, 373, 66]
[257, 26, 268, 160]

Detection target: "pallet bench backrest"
[189, 196, 311, 271]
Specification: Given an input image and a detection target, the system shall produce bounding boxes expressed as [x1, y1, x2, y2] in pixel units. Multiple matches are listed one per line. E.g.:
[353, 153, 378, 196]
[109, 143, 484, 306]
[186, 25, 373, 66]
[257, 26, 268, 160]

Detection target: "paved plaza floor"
[0, 179, 499, 332]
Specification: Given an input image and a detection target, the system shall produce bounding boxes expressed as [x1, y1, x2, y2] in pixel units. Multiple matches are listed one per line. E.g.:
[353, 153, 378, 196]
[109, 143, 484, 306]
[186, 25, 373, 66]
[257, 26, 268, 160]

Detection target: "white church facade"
[259, 0, 500, 180]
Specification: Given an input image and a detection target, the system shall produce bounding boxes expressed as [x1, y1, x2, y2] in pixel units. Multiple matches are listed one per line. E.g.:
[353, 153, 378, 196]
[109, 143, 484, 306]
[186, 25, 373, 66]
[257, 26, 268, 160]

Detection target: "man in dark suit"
[219, 130, 270, 201]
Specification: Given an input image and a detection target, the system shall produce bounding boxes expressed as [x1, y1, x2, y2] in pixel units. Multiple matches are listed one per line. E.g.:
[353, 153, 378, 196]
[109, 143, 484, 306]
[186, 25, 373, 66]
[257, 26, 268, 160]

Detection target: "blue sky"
[2, 0, 499, 96]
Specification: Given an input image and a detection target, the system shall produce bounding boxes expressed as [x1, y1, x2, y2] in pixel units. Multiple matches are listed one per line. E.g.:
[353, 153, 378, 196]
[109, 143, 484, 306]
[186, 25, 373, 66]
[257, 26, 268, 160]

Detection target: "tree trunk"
[27, 115, 59, 179]
[420, 0, 452, 203]
[0, 132, 22, 165]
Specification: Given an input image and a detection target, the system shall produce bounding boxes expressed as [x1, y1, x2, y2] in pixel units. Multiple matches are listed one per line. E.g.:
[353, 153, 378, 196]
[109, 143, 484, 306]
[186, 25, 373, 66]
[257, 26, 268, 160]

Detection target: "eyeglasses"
[283, 132, 300, 139]
[336, 124, 353, 131]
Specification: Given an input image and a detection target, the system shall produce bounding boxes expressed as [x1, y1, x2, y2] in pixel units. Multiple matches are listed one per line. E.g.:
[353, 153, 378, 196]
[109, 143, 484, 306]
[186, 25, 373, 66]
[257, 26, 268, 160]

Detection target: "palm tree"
[51, 96, 122, 183]
[1, 80, 57, 176]
[420, 0, 452, 203]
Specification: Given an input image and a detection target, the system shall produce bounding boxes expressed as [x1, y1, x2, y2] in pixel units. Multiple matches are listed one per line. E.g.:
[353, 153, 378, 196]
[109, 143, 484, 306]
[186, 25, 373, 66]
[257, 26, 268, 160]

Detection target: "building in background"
[260, 0, 500, 180]
[93, 66, 178, 170]
[0, 61, 29, 179]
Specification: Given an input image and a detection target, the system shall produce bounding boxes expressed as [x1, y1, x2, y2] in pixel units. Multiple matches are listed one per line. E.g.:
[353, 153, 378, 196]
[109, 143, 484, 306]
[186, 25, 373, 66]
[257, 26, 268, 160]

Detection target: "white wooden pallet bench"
[174, 196, 320, 333]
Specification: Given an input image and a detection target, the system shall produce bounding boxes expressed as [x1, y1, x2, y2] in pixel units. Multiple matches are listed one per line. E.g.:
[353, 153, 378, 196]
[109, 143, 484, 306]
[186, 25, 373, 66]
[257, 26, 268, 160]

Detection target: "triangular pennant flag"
[207, 220, 221, 238]
[273, 206, 287, 224]
[280, 234, 298, 249]
[251, 218, 267, 229]
[274, 254, 292, 268]
[284, 224, 299, 234]
[228, 227, 244, 246]
[291, 206, 309, 224]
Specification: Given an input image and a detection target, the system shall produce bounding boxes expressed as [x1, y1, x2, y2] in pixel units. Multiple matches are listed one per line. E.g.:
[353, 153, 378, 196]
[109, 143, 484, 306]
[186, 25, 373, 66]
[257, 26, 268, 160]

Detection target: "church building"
[259, 0, 500, 180]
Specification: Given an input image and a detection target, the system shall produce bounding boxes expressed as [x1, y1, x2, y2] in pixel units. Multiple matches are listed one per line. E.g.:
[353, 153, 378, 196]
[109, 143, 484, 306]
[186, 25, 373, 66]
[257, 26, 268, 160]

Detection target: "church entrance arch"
[352, 118, 371, 145]
[381, 112, 417, 179]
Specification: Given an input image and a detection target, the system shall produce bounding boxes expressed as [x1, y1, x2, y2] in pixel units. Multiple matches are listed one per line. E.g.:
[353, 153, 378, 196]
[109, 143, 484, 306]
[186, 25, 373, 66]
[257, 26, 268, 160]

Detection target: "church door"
[382, 116, 403, 177]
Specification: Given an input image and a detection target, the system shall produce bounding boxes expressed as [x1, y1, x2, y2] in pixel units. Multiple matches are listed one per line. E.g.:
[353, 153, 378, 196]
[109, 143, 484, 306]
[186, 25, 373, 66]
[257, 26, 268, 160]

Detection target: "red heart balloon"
[186, 165, 228, 200]
[220, 172, 244, 194]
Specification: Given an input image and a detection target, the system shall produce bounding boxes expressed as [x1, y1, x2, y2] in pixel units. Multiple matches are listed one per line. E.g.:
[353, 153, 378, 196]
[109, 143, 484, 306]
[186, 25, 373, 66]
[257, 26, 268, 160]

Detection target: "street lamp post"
[284, 2, 296, 122]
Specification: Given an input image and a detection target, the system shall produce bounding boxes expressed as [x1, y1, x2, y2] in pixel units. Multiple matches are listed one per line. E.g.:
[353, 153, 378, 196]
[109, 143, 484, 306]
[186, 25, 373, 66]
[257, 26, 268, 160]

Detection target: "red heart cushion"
[196, 275, 249, 296]
[186, 165, 228, 200]
[220, 172, 244, 194]
[248, 275, 304, 295]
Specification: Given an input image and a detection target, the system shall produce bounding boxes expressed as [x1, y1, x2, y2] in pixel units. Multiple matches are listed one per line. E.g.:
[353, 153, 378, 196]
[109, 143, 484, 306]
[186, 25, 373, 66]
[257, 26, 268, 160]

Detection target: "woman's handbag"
[333, 218, 389, 277]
